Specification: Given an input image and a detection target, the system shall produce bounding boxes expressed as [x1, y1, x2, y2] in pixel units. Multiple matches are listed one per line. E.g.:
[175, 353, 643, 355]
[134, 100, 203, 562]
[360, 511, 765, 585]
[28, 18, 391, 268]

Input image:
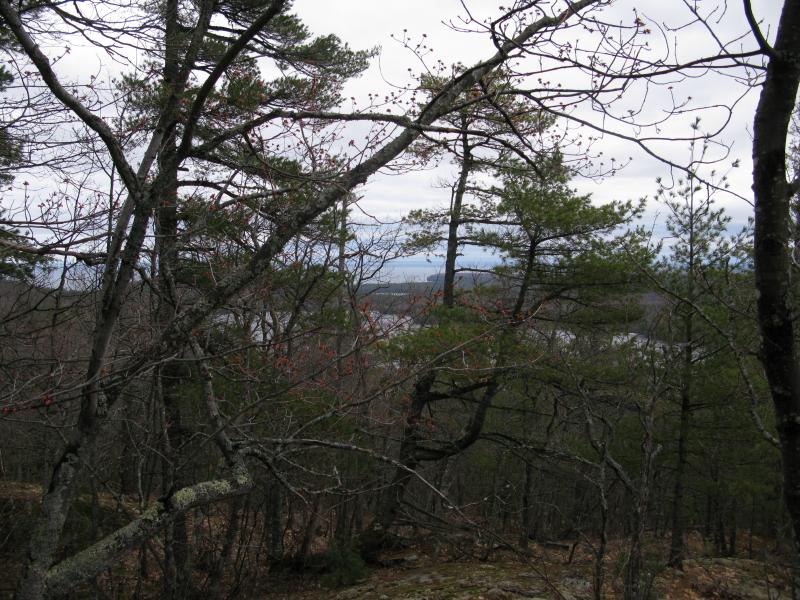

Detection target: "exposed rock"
[485, 587, 514, 600]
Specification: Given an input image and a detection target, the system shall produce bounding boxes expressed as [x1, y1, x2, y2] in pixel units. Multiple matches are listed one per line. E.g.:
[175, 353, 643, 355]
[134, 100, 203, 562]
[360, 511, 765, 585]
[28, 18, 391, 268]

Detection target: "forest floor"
[0, 482, 792, 599]
[269, 539, 792, 600]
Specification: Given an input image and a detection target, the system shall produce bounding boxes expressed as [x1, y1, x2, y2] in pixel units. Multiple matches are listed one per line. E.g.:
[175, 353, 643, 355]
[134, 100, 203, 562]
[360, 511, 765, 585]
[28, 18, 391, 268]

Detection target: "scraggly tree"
[364, 154, 640, 553]
[0, 1, 611, 597]
[2, 0, 797, 597]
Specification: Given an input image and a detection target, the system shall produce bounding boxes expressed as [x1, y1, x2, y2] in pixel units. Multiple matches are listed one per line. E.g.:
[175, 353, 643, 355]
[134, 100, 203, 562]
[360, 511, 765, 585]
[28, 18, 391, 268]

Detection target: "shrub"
[320, 542, 369, 588]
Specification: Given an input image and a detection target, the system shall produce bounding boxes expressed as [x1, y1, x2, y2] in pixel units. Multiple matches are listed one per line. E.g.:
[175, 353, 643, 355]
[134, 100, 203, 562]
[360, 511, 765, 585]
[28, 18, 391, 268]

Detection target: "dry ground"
[0, 481, 791, 599]
[268, 541, 791, 600]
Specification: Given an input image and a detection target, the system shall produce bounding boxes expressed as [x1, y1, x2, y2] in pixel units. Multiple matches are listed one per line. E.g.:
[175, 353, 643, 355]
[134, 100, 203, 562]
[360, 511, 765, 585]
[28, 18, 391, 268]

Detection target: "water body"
[384, 258, 500, 283]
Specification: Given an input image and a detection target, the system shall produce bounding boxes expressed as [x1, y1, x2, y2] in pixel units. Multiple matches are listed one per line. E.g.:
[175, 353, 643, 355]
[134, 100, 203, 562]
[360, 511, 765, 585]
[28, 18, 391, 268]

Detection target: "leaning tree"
[0, 1, 619, 597]
[0, 0, 797, 597]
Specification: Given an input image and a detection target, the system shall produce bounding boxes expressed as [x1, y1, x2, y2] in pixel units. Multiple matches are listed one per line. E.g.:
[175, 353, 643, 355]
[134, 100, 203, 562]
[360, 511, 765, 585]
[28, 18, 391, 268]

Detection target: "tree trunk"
[751, 4, 800, 595]
[207, 495, 244, 600]
[625, 397, 658, 600]
[442, 123, 472, 308]
[298, 495, 323, 566]
[520, 459, 534, 549]
[668, 383, 691, 567]
[669, 171, 698, 569]
[268, 482, 285, 561]
[366, 373, 433, 552]
[592, 493, 608, 600]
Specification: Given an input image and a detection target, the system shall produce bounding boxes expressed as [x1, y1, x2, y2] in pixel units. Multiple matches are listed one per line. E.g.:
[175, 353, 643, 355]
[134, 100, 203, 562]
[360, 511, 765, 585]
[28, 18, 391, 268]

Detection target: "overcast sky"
[7, 1, 790, 280]
[289, 0, 785, 244]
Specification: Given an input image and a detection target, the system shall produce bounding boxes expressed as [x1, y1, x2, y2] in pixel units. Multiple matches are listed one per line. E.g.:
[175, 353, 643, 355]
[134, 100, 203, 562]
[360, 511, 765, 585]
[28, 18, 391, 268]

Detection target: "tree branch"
[743, 0, 777, 58]
[0, 0, 141, 198]
[177, 0, 287, 159]
[43, 465, 253, 596]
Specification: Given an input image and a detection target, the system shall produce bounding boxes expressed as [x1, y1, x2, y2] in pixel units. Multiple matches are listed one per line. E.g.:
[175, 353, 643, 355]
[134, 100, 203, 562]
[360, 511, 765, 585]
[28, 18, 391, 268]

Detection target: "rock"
[377, 553, 420, 568]
[714, 557, 738, 568]
[485, 587, 513, 600]
[561, 576, 591, 590]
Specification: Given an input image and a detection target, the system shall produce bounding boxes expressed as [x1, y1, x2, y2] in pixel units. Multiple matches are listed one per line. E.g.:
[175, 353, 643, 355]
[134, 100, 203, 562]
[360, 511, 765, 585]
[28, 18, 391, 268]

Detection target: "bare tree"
[0, 1, 610, 597]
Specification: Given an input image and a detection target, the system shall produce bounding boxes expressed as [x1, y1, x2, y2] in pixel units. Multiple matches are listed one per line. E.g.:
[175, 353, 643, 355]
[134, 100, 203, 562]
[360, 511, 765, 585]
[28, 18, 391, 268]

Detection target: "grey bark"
[2, 1, 601, 595]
